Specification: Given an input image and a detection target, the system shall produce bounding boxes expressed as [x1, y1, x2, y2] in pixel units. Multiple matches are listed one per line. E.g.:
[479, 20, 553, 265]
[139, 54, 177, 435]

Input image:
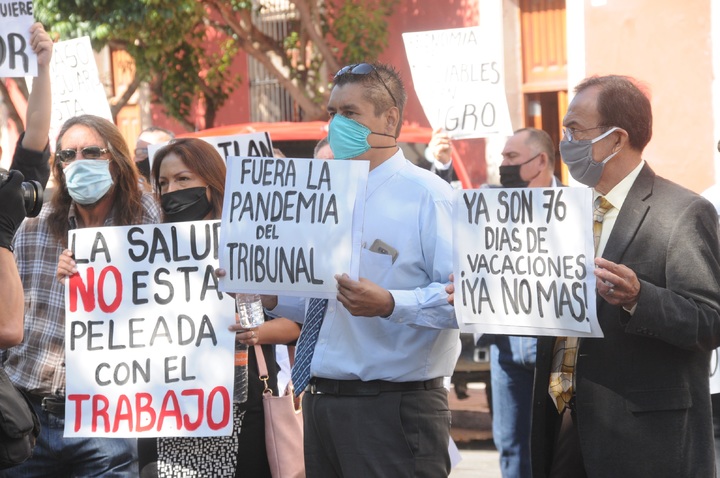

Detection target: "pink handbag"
[255, 345, 305, 478]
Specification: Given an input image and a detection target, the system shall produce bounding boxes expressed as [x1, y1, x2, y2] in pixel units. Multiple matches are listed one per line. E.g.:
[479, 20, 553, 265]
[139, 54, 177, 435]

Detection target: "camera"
[0, 169, 44, 218]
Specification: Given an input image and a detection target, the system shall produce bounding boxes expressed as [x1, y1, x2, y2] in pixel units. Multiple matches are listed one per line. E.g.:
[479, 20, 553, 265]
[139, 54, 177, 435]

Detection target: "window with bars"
[249, 0, 299, 122]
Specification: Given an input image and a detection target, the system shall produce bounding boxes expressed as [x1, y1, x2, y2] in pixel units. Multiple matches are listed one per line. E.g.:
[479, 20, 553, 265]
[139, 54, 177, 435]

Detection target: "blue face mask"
[327, 114, 396, 160]
[64, 159, 114, 205]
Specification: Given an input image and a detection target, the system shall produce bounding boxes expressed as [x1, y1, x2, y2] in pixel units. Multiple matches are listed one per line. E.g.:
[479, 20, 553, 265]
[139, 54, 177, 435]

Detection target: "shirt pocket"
[360, 247, 394, 284]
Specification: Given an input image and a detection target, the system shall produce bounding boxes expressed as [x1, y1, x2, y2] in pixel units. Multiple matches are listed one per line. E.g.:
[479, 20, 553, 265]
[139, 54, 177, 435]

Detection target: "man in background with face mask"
[530, 75, 720, 477]
[268, 62, 458, 477]
[484, 127, 558, 478]
[0, 115, 161, 477]
[133, 126, 175, 190]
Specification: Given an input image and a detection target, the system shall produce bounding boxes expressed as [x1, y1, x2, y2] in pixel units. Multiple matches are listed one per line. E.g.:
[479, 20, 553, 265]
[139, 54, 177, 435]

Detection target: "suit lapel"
[602, 163, 654, 264]
[595, 164, 653, 317]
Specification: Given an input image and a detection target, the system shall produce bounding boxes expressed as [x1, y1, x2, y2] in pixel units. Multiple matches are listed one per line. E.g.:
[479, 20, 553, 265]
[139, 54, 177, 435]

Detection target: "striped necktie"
[291, 298, 329, 396]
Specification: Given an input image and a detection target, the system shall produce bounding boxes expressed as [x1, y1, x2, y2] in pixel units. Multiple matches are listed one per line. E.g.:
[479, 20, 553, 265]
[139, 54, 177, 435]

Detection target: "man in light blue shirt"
[270, 62, 459, 478]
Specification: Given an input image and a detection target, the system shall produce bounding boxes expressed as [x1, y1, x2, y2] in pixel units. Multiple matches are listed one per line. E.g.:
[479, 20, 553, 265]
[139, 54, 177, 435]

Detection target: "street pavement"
[450, 447, 501, 478]
[448, 383, 502, 478]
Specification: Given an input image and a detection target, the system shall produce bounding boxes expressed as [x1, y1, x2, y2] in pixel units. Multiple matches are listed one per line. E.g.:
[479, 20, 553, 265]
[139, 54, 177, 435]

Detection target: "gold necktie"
[593, 196, 613, 254]
[549, 196, 613, 413]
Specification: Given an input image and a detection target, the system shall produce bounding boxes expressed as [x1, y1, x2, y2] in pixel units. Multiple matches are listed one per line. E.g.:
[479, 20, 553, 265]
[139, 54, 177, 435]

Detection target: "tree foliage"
[2, 0, 398, 132]
[32, 0, 238, 130]
[200, 0, 399, 121]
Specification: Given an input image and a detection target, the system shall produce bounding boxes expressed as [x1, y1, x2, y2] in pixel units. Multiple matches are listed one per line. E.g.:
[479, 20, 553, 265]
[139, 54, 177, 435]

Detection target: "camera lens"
[21, 180, 43, 218]
[0, 170, 44, 218]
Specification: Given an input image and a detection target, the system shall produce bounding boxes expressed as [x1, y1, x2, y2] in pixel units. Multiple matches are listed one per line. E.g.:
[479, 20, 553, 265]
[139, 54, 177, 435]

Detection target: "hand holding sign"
[56, 248, 76, 283]
[594, 257, 641, 310]
[22, 23, 54, 153]
[445, 273, 455, 305]
[428, 128, 452, 165]
[29, 22, 52, 67]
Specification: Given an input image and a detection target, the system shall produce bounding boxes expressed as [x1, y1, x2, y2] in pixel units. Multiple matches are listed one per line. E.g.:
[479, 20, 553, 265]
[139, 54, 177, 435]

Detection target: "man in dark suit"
[531, 75, 720, 477]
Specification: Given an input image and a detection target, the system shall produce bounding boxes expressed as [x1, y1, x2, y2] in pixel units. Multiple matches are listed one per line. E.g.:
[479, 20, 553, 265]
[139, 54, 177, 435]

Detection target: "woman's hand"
[230, 314, 260, 346]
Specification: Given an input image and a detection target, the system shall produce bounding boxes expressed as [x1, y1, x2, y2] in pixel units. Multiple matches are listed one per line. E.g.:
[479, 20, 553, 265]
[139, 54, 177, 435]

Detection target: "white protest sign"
[147, 132, 274, 169]
[454, 187, 603, 337]
[0, 0, 36, 77]
[64, 221, 236, 438]
[403, 26, 512, 139]
[711, 348, 720, 394]
[49, 36, 112, 142]
[219, 157, 368, 298]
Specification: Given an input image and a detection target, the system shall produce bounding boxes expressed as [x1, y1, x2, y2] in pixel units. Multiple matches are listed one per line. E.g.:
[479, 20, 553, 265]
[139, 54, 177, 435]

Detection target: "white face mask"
[559, 127, 620, 187]
[64, 160, 114, 205]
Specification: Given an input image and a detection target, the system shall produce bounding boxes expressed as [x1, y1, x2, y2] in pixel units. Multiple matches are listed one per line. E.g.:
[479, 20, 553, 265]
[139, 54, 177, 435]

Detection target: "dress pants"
[303, 387, 451, 478]
[548, 406, 587, 478]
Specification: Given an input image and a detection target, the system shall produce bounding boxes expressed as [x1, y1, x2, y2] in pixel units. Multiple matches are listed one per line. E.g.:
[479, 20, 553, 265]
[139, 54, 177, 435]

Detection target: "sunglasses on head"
[334, 63, 397, 107]
[55, 146, 109, 163]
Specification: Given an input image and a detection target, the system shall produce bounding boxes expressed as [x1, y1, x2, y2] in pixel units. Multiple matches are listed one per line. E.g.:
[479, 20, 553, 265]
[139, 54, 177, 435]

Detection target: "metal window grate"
[249, 0, 299, 122]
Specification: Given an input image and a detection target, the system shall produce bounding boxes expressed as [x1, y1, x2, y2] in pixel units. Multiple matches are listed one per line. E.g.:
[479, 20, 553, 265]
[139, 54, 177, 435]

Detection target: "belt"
[27, 393, 66, 415]
[306, 377, 445, 396]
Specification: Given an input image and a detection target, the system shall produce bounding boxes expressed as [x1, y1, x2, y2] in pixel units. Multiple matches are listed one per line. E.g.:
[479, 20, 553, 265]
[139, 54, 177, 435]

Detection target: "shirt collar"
[365, 149, 405, 198]
[595, 160, 645, 209]
[68, 201, 116, 230]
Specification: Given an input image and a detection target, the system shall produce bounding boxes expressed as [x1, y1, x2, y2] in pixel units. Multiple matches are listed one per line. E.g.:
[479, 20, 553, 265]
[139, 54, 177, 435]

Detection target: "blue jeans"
[490, 336, 536, 478]
[0, 401, 137, 478]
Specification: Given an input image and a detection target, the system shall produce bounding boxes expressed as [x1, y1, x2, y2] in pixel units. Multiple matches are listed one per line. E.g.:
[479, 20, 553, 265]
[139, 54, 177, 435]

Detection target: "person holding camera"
[0, 22, 53, 348]
[0, 171, 27, 348]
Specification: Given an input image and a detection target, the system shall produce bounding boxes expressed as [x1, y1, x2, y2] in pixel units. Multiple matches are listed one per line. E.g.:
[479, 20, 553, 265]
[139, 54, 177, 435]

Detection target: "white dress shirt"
[272, 149, 460, 382]
[595, 160, 645, 257]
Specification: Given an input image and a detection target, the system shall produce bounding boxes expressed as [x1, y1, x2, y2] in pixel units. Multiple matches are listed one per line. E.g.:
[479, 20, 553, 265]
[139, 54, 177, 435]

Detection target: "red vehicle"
[180, 121, 472, 189]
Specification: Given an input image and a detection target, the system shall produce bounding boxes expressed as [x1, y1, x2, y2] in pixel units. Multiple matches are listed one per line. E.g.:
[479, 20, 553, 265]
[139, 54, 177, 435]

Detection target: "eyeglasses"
[56, 146, 109, 164]
[334, 63, 398, 107]
[562, 126, 607, 142]
[134, 147, 148, 157]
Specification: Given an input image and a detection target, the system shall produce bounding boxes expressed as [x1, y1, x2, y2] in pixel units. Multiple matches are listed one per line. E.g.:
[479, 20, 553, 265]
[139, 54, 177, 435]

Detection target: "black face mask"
[161, 186, 213, 222]
[136, 158, 151, 181]
[499, 153, 541, 188]
[499, 164, 529, 188]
